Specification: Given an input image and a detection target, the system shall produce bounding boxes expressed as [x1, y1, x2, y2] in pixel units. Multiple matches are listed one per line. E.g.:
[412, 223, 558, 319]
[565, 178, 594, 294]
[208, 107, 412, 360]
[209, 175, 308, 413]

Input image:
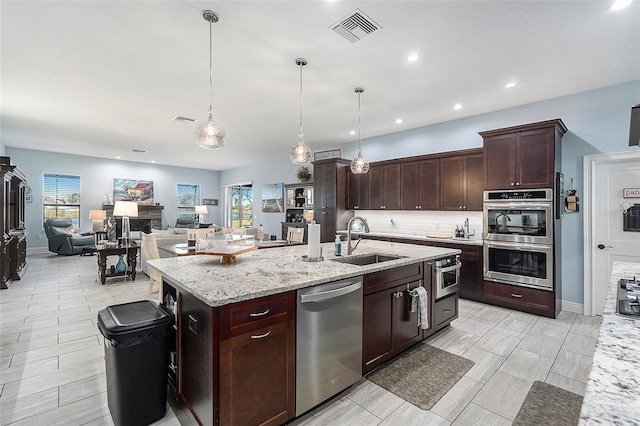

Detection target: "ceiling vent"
[331, 9, 381, 43]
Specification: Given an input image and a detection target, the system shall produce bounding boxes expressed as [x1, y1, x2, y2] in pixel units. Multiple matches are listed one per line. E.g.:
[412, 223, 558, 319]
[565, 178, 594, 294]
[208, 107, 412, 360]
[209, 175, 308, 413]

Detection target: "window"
[225, 183, 253, 227]
[43, 174, 81, 227]
[177, 184, 200, 218]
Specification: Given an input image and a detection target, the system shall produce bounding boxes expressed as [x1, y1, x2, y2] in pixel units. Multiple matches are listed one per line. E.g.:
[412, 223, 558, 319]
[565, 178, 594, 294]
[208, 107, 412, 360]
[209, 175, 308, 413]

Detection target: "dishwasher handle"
[299, 281, 362, 303]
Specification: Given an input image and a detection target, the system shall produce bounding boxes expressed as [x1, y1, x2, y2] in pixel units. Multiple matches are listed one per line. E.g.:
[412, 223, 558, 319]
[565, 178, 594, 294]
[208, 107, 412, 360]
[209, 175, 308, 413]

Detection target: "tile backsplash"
[352, 210, 483, 239]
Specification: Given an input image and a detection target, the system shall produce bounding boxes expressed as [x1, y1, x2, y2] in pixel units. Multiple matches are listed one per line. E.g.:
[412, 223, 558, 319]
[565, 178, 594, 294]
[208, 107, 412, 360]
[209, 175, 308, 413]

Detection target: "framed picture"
[313, 149, 342, 161]
[262, 183, 284, 212]
[203, 198, 218, 206]
[113, 178, 154, 205]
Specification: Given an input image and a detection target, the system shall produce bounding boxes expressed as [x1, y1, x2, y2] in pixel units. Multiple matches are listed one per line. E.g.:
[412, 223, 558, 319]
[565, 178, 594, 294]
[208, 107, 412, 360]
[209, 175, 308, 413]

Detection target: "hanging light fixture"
[290, 58, 313, 164]
[351, 87, 369, 174]
[195, 10, 225, 150]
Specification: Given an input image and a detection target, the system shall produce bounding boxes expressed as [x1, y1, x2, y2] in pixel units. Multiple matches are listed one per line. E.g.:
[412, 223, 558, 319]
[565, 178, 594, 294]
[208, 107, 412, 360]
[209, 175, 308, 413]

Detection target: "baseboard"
[27, 247, 50, 255]
[561, 300, 584, 315]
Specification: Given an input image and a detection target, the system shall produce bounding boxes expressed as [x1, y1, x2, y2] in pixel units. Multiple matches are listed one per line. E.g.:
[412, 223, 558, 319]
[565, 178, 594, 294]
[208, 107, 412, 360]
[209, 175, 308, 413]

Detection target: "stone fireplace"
[104, 204, 164, 230]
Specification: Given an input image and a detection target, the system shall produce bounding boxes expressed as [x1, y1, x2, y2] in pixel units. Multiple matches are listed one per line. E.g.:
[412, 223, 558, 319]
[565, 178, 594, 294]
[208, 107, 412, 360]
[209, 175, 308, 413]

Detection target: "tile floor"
[0, 251, 602, 425]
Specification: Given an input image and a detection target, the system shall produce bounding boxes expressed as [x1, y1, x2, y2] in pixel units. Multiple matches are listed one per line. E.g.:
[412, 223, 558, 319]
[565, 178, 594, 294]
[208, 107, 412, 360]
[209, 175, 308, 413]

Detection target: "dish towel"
[409, 286, 429, 330]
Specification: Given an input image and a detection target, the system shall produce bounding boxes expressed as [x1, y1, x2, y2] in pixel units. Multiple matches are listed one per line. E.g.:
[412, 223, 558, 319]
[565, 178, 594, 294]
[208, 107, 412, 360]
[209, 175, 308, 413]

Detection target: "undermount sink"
[331, 253, 403, 266]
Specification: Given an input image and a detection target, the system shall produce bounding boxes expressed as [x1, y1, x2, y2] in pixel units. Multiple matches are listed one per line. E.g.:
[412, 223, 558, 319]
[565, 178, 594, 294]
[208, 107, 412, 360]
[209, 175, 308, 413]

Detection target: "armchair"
[175, 217, 197, 228]
[44, 218, 95, 255]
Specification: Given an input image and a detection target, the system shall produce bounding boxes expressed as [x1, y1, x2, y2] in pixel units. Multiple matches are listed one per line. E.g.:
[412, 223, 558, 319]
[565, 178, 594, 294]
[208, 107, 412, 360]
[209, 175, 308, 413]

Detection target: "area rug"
[513, 381, 583, 426]
[367, 343, 474, 410]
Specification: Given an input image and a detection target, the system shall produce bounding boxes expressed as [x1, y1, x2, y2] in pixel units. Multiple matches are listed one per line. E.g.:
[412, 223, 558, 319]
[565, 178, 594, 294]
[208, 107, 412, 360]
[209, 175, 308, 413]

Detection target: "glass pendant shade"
[196, 114, 225, 150]
[351, 150, 370, 174]
[290, 140, 312, 164]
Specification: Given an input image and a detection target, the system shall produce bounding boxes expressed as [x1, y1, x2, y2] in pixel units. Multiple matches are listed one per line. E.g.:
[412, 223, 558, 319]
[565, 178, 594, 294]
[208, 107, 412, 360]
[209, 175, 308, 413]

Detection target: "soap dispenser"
[334, 234, 342, 256]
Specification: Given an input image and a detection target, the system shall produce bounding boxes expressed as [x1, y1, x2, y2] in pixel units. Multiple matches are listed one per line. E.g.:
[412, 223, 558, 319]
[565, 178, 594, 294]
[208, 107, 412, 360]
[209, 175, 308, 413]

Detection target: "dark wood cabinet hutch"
[1, 157, 27, 289]
[312, 159, 351, 242]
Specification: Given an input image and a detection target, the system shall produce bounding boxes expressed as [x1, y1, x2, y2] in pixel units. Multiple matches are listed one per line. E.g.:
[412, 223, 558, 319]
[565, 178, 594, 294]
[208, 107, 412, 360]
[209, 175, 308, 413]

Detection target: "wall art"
[113, 178, 154, 205]
[261, 183, 284, 213]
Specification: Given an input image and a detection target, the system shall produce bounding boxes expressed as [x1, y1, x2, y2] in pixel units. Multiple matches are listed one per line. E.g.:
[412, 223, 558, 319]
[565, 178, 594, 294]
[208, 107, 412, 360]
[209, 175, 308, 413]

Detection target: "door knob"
[597, 244, 613, 249]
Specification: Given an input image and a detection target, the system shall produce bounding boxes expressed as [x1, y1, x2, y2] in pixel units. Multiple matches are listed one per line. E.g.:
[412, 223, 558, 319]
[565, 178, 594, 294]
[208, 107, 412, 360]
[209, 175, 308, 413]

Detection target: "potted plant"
[296, 166, 311, 183]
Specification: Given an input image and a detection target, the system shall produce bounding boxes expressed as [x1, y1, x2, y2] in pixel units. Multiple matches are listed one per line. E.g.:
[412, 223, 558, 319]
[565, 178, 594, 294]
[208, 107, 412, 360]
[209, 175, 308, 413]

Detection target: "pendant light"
[351, 87, 369, 174]
[290, 58, 312, 165]
[195, 10, 225, 150]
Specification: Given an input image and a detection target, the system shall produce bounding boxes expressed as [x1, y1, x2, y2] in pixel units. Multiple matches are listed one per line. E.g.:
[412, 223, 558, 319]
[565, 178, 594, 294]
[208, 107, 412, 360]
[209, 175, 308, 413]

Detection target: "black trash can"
[97, 300, 173, 426]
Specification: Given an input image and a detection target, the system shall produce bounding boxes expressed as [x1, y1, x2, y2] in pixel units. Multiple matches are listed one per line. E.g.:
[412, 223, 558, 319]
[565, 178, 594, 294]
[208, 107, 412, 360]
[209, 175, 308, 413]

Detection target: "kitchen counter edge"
[337, 230, 483, 246]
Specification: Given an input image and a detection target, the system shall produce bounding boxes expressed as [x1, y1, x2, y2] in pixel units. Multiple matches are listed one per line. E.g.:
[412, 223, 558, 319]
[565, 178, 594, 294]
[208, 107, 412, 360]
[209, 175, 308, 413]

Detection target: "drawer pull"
[251, 331, 271, 339]
[443, 309, 450, 314]
[188, 315, 198, 335]
[510, 293, 523, 298]
[250, 309, 270, 317]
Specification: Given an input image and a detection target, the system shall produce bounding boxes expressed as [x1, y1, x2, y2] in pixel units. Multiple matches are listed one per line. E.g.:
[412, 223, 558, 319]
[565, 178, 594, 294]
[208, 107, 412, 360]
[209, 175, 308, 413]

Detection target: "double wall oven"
[483, 189, 554, 290]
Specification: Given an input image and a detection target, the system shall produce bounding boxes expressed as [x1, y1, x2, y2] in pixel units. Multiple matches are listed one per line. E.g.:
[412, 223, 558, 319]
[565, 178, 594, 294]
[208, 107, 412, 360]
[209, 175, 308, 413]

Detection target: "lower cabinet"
[219, 321, 295, 426]
[362, 264, 427, 373]
[165, 282, 296, 426]
[483, 280, 555, 317]
[434, 293, 458, 331]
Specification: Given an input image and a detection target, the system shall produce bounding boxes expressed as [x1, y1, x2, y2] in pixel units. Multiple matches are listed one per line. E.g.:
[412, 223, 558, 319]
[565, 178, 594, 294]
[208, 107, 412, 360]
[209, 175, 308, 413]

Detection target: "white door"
[591, 155, 640, 315]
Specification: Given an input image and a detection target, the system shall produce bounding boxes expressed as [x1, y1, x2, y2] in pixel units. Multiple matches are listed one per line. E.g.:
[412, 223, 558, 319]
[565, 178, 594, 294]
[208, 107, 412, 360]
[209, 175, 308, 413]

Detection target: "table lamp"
[89, 209, 107, 231]
[112, 201, 138, 245]
[195, 205, 208, 223]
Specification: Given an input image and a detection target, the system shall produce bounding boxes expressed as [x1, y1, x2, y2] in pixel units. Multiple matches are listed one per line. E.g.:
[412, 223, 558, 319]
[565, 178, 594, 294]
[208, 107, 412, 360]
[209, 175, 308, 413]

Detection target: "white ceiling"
[2, 1, 639, 171]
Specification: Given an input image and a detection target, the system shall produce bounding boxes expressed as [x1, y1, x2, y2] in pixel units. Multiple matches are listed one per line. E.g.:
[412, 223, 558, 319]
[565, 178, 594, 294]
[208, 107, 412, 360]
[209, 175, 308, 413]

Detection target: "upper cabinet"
[369, 163, 401, 210]
[480, 119, 567, 190]
[401, 159, 440, 210]
[313, 159, 350, 242]
[440, 153, 483, 211]
[347, 172, 370, 210]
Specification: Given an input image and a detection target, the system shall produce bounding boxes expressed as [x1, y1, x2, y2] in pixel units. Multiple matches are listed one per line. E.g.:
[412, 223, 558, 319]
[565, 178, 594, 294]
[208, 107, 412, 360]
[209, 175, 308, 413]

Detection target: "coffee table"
[96, 242, 139, 285]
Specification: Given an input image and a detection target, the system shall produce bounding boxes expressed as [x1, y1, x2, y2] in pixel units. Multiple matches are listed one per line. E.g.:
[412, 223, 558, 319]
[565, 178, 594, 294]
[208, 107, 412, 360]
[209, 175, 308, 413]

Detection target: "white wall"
[6, 148, 221, 248]
[222, 80, 640, 306]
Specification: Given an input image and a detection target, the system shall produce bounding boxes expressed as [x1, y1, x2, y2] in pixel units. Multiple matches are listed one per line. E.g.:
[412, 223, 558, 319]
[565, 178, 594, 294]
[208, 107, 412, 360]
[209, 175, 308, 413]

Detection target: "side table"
[96, 243, 139, 285]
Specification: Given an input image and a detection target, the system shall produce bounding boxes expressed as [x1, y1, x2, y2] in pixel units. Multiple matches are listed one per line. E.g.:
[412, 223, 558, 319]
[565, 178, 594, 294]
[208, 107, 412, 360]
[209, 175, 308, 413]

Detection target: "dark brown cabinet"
[401, 159, 440, 210]
[362, 263, 426, 373]
[1, 157, 27, 289]
[440, 153, 483, 211]
[313, 159, 350, 242]
[481, 119, 567, 190]
[434, 293, 458, 331]
[483, 280, 555, 318]
[164, 281, 296, 426]
[347, 171, 370, 210]
[369, 163, 401, 210]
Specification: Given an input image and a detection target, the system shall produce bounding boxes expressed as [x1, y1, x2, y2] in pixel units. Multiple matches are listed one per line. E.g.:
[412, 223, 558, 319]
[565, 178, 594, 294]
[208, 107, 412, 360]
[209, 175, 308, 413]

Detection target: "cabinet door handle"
[188, 315, 198, 335]
[250, 309, 270, 317]
[251, 330, 271, 339]
[511, 182, 515, 186]
[516, 182, 520, 186]
[510, 293, 523, 298]
[443, 309, 450, 314]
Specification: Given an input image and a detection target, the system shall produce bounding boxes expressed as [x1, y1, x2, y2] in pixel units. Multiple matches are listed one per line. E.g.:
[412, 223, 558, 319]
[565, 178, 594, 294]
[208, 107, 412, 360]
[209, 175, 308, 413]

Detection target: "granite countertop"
[147, 239, 459, 307]
[337, 230, 484, 246]
[580, 261, 640, 425]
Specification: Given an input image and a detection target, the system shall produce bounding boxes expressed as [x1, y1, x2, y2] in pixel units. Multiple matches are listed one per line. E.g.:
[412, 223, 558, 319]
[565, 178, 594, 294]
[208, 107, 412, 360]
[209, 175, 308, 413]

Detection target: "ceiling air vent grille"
[331, 9, 381, 43]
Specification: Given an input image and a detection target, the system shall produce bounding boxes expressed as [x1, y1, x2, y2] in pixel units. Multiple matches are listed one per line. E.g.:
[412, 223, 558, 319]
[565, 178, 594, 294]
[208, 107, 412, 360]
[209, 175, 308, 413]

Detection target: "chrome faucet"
[347, 216, 370, 255]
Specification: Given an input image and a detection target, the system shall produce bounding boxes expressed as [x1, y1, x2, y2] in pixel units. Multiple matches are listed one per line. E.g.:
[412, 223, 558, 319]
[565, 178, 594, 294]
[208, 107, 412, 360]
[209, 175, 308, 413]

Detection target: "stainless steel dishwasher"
[296, 277, 363, 416]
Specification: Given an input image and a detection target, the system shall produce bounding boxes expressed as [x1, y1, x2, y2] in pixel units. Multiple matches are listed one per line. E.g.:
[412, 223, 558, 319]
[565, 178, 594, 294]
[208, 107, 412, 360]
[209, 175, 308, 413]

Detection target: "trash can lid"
[97, 300, 172, 340]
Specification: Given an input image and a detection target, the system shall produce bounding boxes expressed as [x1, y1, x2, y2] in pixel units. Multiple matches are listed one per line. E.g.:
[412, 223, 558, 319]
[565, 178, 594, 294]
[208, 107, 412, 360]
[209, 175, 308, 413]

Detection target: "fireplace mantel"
[104, 204, 164, 230]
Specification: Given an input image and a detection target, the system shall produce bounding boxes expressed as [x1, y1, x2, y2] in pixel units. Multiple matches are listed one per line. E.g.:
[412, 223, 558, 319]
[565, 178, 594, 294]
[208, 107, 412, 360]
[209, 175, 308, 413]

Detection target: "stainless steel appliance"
[296, 278, 363, 416]
[484, 241, 553, 289]
[483, 188, 555, 291]
[483, 189, 553, 245]
[429, 255, 462, 300]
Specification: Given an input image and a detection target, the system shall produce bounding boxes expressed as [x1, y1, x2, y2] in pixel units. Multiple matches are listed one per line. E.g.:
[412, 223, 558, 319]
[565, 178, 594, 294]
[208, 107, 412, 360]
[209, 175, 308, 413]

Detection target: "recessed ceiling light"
[396, 118, 403, 124]
[151, 160, 156, 163]
[350, 130, 356, 135]
[610, 0, 632, 10]
[115, 156, 121, 159]
[407, 54, 419, 62]
[505, 82, 517, 88]
[454, 103, 463, 110]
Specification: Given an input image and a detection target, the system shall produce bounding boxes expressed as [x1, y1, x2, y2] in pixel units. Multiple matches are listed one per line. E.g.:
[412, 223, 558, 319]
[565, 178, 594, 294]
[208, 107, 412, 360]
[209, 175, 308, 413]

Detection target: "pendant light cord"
[299, 63, 304, 142]
[357, 90, 362, 152]
[208, 19, 213, 117]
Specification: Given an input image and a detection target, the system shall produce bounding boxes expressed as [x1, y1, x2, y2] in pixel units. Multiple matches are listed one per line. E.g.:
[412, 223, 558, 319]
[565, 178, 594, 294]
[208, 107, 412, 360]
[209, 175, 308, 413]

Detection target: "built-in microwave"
[483, 189, 553, 245]
[483, 241, 553, 290]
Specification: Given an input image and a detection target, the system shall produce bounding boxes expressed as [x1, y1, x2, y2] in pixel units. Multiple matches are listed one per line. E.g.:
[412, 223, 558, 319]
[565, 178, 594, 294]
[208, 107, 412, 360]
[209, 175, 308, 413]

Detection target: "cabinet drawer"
[483, 281, 553, 313]
[434, 293, 458, 330]
[363, 263, 423, 295]
[219, 292, 295, 339]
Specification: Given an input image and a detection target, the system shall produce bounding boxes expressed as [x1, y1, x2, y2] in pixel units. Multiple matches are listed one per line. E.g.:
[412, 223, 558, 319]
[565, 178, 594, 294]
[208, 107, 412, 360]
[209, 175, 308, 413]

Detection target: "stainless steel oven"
[483, 241, 553, 290]
[483, 189, 553, 245]
[430, 255, 462, 300]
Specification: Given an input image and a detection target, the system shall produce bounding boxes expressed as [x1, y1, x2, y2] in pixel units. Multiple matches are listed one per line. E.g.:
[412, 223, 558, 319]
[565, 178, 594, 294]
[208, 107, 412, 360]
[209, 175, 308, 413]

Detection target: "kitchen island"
[580, 261, 640, 425]
[148, 239, 459, 426]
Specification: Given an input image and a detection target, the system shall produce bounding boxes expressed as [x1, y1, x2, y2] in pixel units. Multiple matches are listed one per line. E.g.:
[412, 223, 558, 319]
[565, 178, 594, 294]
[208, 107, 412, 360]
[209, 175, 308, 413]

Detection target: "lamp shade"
[112, 201, 138, 218]
[89, 210, 107, 220]
[195, 205, 208, 214]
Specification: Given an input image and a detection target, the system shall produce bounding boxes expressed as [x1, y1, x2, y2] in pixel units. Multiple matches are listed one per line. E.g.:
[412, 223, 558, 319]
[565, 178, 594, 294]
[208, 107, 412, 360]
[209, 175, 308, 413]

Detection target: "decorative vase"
[115, 255, 126, 273]
[298, 177, 309, 183]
